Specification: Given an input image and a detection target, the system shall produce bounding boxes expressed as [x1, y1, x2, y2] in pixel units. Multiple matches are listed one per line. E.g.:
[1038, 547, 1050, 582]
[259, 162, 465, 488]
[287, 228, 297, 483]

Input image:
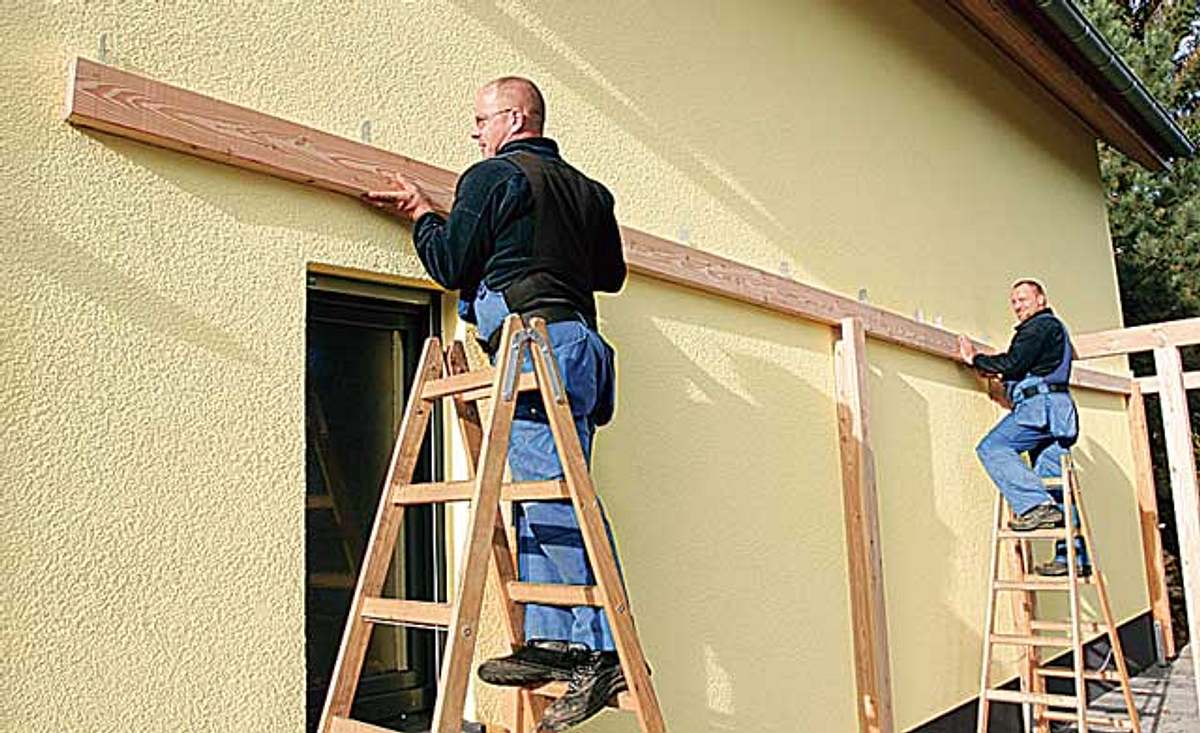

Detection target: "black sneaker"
[537, 651, 626, 732]
[1034, 559, 1093, 578]
[1010, 503, 1065, 532]
[477, 640, 575, 687]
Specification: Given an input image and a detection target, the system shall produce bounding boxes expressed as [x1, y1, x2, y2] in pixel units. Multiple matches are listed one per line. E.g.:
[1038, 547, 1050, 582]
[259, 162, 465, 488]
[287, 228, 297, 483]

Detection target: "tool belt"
[1020, 383, 1069, 399]
[483, 305, 595, 355]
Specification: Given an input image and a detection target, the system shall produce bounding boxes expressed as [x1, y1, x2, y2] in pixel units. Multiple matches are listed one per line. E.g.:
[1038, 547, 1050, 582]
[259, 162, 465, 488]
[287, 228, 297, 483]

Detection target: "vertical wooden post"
[834, 317, 896, 733]
[1126, 381, 1175, 659]
[1152, 346, 1200, 701]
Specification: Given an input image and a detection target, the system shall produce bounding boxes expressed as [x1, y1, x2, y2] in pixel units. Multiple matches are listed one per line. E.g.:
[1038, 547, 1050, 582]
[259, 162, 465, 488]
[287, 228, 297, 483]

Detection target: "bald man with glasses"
[365, 77, 628, 732]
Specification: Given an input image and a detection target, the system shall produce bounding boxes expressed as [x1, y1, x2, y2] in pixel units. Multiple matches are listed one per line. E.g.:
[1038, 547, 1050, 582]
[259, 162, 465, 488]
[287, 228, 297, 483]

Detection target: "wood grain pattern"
[64, 58, 1131, 396]
[1137, 370, 1200, 394]
[1126, 382, 1175, 659]
[1074, 317, 1200, 359]
[834, 318, 896, 733]
[1152, 347, 1200, 704]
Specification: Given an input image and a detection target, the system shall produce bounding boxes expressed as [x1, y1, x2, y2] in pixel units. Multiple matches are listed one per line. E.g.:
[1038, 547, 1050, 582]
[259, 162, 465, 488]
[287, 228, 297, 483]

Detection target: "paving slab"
[1059, 644, 1197, 732]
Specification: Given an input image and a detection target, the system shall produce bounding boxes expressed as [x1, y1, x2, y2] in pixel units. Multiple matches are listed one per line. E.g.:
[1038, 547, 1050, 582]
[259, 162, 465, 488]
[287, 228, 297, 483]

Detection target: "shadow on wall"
[10, 213, 261, 366]
[584, 281, 860, 732]
[865, 343, 1001, 726]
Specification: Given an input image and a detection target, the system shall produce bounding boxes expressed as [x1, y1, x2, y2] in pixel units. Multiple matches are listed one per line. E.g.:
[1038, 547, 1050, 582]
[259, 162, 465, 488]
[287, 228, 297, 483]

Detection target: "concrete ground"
[1062, 645, 1198, 732]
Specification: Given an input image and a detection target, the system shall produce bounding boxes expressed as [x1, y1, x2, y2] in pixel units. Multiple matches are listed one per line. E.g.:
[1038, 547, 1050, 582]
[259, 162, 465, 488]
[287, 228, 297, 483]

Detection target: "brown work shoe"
[537, 651, 626, 732]
[1009, 503, 1064, 532]
[478, 640, 576, 687]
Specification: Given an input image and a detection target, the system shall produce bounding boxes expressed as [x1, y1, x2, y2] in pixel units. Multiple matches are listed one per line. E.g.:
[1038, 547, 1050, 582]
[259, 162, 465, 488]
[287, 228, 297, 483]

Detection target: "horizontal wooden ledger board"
[64, 57, 1130, 395]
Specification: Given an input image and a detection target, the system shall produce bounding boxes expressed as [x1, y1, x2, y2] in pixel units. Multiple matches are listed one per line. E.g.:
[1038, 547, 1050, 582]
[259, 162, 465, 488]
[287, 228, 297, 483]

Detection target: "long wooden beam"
[834, 318, 895, 733]
[1074, 317, 1200, 359]
[1125, 382, 1175, 659]
[1137, 370, 1200, 394]
[62, 58, 1130, 395]
[1152, 346, 1200, 700]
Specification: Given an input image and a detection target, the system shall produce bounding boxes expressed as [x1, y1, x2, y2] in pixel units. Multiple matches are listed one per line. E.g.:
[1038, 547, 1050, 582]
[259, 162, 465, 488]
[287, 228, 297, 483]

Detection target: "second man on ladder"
[365, 75, 629, 732]
[958, 279, 1090, 576]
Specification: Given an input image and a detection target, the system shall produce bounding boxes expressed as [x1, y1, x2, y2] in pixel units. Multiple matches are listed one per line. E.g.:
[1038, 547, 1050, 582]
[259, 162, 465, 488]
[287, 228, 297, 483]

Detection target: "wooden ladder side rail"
[525, 318, 667, 733]
[975, 496, 1004, 733]
[431, 317, 526, 733]
[1062, 457, 1090, 733]
[442, 342, 546, 733]
[319, 337, 446, 730]
[1005, 517, 1048, 733]
[1069, 458, 1142, 733]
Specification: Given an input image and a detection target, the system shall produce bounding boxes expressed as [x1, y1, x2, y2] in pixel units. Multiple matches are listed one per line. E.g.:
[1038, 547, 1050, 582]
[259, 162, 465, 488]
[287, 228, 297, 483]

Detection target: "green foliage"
[1077, 0, 1200, 331]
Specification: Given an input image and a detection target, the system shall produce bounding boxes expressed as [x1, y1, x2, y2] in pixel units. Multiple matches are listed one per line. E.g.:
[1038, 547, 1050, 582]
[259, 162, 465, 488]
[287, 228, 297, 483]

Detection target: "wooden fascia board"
[945, 0, 1167, 170]
[1073, 317, 1200, 359]
[64, 57, 1131, 396]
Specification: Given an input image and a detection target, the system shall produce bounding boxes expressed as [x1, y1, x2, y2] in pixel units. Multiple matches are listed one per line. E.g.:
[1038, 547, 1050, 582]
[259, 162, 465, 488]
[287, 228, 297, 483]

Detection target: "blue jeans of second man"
[975, 392, 1088, 565]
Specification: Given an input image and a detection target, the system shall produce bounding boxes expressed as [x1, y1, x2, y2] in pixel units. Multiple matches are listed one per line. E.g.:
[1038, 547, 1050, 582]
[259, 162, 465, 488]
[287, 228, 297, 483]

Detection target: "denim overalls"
[470, 284, 620, 650]
[975, 318, 1087, 565]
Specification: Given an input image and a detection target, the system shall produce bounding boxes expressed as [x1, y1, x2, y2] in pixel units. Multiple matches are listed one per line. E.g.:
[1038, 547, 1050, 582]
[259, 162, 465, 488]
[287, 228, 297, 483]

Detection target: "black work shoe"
[1009, 503, 1065, 532]
[1034, 559, 1093, 578]
[477, 640, 575, 687]
[537, 651, 626, 732]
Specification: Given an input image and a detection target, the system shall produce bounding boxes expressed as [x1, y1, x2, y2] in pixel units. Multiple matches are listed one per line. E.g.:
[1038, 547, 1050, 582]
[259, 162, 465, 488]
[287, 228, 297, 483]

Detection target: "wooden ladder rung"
[533, 681, 636, 710]
[394, 479, 570, 505]
[329, 716, 404, 733]
[421, 369, 538, 400]
[988, 633, 1074, 648]
[1035, 666, 1124, 683]
[994, 576, 1095, 591]
[996, 528, 1076, 539]
[507, 581, 602, 606]
[986, 688, 1079, 707]
[309, 572, 356, 589]
[1041, 709, 1134, 730]
[361, 597, 453, 628]
[1030, 620, 1106, 634]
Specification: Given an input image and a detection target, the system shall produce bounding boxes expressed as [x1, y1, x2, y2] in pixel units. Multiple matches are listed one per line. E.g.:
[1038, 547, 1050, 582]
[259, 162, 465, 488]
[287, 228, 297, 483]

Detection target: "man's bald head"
[480, 76, 545, 134]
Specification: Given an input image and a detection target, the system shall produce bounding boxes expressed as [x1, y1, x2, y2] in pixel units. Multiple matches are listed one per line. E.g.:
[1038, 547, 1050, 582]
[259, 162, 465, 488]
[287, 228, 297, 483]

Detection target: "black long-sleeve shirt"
[411, 138, 625, 315]
[972, 308, 1069, 382]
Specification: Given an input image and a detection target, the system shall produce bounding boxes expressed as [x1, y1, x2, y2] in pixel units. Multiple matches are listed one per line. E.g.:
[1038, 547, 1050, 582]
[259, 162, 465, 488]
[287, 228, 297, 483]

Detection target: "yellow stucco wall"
[2, 1, 1147, 732]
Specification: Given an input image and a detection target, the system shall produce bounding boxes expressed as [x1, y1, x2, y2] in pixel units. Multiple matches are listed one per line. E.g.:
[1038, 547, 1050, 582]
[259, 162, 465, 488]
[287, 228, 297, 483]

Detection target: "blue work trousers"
[474, 288, 620, 650]
[975, 392, 1088, 565]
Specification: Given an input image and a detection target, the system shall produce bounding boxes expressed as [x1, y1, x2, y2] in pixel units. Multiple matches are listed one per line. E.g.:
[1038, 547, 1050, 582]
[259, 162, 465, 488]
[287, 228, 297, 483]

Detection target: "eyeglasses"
[474, 107, 517, 130]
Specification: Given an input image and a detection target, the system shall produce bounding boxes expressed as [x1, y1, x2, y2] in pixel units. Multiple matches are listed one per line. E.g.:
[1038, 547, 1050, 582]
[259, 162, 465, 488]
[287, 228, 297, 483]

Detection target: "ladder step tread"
[1030, 620, 1107, 634]
[533, 681, 636, 711]
[1041, 709, 1134, 730]
[986, 688, 1080, 707]
[328, 716, 399, 733]
[394, 479, 570, 505]
[507, 581, 602, 606]
[420, 369, 537, 400]
[1035, 666, 1124, 682]
[361, 597, 452, 628]
[988, 633, 1074, 648]
[996, 528, 1078, 539]
[994, 576, 1095, 591]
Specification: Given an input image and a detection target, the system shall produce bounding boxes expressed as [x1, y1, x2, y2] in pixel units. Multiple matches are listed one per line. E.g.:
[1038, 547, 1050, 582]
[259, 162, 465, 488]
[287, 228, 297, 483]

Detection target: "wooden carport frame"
[62, 58, 1189, 733]
[1073, 319, 1200, 704]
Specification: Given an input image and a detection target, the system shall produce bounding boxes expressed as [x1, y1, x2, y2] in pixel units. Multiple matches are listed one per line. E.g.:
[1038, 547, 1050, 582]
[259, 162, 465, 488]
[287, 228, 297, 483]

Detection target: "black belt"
[483, 305, 595, 354]
[1020, 383, 1069, 399]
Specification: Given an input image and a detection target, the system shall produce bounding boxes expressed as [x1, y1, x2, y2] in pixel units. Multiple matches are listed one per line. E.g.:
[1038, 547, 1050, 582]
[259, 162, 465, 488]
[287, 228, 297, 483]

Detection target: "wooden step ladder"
[319, 314, 665, 733]
[977, 455, 1141, 733]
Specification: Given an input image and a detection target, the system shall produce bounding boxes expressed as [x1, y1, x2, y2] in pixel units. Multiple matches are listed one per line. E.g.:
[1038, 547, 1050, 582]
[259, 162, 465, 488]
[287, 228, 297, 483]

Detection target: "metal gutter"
[1031, 0, 1195, 160]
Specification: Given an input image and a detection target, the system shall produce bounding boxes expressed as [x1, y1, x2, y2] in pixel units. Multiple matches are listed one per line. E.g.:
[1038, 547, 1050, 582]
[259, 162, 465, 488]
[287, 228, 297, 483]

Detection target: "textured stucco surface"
[1, 1, 1147, 732]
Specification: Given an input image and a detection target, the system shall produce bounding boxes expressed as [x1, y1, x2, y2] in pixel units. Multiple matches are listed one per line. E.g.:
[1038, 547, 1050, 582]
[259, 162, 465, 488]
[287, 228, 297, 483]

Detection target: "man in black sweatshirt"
[364, 76, 627, 731]
[958, 279, 1089, 576]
